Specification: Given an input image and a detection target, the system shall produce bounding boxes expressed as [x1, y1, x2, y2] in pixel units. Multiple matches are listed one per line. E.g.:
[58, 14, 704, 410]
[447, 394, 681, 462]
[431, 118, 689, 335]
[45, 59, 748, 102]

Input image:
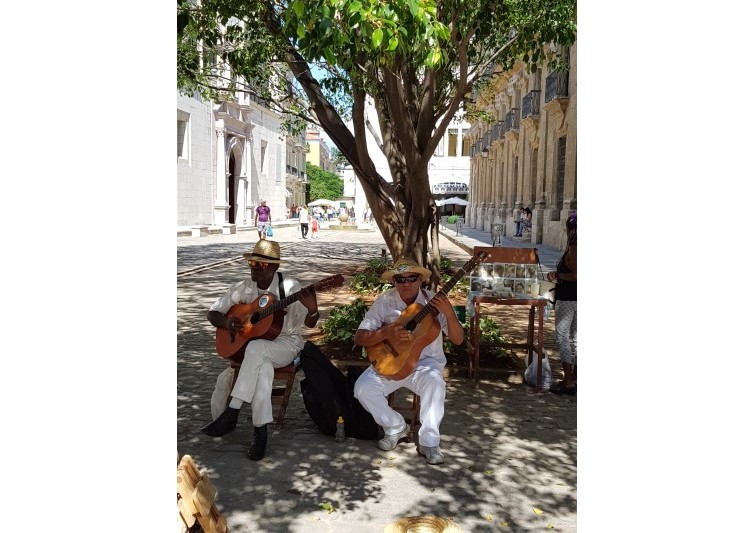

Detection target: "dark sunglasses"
[247, 259, 270, 270]
[394, 274, 420, 284]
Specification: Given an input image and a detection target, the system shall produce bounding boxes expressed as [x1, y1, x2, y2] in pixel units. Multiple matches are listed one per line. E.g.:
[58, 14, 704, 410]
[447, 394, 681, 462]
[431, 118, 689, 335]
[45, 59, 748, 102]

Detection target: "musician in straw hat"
[353, 257, 464, 465]
[200, 240, 320, 460]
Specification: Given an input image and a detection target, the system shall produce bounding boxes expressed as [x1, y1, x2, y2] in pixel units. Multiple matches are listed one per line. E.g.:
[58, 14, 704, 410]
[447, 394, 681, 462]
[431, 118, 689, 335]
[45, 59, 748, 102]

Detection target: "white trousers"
[353, 364, 446, 447]
[231, 336, 300, 426]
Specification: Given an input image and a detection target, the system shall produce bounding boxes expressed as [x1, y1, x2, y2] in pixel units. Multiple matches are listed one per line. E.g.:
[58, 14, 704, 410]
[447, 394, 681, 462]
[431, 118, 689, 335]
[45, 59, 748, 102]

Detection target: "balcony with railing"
[492, 120, 506, 140]
[476, 139, 484, 157]
[504, 108, 520, 132]
[545, 70, 569, 103]
[521, 90, 541, 119]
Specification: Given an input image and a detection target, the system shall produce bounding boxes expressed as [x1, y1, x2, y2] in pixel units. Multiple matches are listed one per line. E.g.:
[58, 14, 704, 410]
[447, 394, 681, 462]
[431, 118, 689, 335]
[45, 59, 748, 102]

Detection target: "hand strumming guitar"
[208, 310, 243, 335]
[226, 316, 243, 335]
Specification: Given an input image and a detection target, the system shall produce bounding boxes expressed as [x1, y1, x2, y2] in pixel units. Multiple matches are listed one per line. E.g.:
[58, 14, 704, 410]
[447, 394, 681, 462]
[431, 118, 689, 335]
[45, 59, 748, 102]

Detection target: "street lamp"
[481, 146, 489, 158]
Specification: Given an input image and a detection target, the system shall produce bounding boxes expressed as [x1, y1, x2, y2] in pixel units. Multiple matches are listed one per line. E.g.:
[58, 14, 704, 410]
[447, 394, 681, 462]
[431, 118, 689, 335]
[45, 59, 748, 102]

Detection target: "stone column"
[497, 202, 508, 235]
[238, 176, 248, 226]
[532, 198, 546, 244]
[244, 126, 255, 226]
[476, 202, 486, 231]
[213, 127, 229, 225]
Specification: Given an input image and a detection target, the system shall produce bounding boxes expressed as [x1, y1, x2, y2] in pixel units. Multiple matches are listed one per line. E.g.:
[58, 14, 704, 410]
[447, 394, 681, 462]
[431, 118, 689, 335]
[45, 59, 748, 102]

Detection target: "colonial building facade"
[177, 90, 292, 230]
[285, 130, 308, 212]
[465, 43, 576, 250]
[306, 127, 335, 173]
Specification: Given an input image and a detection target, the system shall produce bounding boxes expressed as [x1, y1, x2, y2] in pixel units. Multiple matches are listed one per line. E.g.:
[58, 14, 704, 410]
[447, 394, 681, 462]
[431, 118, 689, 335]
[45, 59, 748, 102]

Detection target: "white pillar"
[214, 127, 229, 225]
[244, 125, 255, 225]
[237, 177, 248, 226]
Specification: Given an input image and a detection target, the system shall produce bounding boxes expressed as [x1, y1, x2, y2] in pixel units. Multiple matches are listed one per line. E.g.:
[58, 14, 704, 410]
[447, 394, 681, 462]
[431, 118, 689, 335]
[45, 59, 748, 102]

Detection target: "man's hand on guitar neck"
[298, 285, 319, 327]
[428, 293, 454, 319]
[428, 293, 465, 345]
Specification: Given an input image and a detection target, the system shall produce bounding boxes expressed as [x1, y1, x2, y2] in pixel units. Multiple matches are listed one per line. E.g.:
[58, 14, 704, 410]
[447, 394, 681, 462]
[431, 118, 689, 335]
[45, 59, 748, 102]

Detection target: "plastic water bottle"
[335, 416, 345, 443]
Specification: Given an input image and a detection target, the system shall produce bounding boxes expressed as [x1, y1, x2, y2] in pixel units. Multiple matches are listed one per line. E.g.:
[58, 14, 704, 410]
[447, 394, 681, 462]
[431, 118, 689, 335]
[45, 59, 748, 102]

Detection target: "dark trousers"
[300, 223, 309, 237]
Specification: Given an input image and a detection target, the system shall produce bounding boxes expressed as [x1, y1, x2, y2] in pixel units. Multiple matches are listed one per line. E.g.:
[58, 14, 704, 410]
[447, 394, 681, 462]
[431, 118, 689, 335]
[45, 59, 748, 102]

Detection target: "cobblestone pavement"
[177, 223, 576, 533]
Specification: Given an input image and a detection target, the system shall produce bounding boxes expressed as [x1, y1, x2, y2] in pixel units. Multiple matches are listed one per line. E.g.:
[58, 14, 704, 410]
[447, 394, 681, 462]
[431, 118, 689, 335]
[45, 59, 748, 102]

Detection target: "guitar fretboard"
[255, 290, 302, 321]
[404, 253, 486, 330]
[251, 276, 340, 323]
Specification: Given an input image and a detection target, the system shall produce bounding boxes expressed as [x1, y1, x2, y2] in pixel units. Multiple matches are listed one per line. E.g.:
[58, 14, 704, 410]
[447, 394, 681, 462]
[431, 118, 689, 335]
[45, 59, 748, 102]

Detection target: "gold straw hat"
[380, 258, 432, 283]
[242, 240, 284, 263]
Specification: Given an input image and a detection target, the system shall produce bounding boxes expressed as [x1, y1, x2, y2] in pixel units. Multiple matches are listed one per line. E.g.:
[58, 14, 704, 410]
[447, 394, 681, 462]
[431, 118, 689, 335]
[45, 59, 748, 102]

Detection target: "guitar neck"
[403, 253, 486, 329]
[408, 267, 468, 325]
[256, 289, 302, 320]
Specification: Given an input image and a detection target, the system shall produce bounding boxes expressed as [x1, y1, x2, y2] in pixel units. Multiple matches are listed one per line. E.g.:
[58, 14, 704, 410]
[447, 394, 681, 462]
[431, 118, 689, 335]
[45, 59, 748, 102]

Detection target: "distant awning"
[439, 196, 469, 206]
[308, 199, 338, 207]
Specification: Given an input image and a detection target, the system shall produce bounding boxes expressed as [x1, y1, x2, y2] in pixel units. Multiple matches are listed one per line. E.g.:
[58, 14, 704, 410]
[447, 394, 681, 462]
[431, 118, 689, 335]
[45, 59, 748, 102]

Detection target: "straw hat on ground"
[242, 240, 284, 263]
[380, 257, 432, 283]
[383, 516, 463, 533]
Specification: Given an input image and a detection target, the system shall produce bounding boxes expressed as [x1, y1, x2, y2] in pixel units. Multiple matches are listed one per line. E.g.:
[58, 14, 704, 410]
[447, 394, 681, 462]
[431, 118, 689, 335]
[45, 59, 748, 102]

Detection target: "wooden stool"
[388, 390, 420, 441]
[177, 454, 228, 532]
[270, 364, 298, 429]
[228, 354, 299, 429]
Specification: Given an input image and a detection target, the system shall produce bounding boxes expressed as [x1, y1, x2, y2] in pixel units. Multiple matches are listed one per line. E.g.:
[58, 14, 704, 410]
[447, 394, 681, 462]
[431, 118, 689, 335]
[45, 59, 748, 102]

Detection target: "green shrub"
[437, 255, 469, 299]
[350, 258, 393, 294]
[321, 299, 370, 343]
[446, 214, 459, 224]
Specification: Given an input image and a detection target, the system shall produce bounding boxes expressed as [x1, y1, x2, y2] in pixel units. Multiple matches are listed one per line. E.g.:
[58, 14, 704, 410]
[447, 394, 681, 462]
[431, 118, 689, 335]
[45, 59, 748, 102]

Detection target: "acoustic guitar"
[366, 251, 489, 380]
[215, 274, 344, 358]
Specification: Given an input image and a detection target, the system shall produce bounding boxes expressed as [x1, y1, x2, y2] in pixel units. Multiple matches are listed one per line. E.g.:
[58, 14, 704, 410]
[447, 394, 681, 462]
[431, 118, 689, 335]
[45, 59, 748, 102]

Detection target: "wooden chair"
[228, 353, 299, 430]
[388, 389, 420, 441]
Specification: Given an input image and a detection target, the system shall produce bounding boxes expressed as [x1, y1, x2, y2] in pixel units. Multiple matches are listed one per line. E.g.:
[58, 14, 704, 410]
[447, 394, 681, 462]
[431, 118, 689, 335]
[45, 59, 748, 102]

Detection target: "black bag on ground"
[298, 341, 381, 440]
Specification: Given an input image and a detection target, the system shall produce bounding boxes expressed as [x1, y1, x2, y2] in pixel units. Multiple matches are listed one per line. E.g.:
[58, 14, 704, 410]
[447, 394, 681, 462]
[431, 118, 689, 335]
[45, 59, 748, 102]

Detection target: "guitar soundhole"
[405, 320, 417, 332]
[250, 312, 261, 324]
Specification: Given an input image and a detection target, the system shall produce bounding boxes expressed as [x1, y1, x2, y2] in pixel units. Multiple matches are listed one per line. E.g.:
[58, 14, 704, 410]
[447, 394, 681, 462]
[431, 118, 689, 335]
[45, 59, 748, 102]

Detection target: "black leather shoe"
[200, 407, 240, 437]
[247, 424, 268, 461]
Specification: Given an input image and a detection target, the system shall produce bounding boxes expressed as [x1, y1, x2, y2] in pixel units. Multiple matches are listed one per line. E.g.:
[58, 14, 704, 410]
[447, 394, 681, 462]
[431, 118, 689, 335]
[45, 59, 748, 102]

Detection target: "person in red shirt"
[310, 217, 319, 239]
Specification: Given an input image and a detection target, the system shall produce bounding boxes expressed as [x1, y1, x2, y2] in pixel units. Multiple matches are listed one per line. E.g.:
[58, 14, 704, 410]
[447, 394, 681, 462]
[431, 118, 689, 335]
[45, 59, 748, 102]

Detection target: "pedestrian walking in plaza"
[310, 217, 319, 238]
[254, 199, 271, 240]
[547, 212, 577, 395]
[299, 206, 310, 238]
[200, 240, 321, 460]
[352, 258, 464, 465]
[514, 207, 525, 237]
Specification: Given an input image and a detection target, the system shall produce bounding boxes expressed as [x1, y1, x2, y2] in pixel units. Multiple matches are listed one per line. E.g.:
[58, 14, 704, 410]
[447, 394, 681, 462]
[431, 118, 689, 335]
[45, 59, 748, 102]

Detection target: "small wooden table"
[468, 296, 548, 391]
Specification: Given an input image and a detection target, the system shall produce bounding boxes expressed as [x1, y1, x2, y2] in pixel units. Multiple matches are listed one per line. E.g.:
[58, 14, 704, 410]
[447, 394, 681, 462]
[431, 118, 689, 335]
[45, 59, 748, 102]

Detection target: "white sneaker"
[377, 424, 409, 451]
[418, 445, 445, 465]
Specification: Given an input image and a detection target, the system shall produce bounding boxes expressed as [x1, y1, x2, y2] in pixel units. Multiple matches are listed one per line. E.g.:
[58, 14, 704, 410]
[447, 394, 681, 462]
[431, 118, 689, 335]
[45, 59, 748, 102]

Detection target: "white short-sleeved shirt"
[358, 287, 448, 371]
[209, 274, 308, 339]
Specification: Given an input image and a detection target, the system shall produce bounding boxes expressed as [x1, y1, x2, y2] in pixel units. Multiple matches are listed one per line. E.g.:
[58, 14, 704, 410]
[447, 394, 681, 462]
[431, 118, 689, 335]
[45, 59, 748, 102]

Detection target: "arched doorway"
[227, 153, 236, 223]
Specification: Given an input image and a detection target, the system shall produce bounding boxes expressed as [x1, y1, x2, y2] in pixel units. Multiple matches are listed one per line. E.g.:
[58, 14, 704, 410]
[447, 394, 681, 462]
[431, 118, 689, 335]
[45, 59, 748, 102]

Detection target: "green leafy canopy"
[306, 163, 343, 201]
[177, 0, 576, 268]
